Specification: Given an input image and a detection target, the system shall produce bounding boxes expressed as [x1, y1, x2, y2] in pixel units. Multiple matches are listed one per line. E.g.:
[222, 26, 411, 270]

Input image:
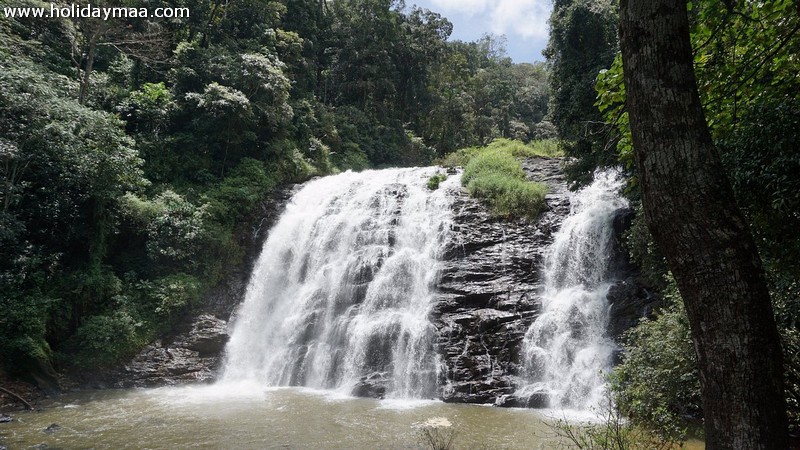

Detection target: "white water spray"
[221, 168, 457, 398]
[519, 169, 628, 409]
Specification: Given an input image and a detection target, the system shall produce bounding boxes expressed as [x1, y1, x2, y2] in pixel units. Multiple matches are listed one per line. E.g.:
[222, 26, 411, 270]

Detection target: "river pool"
[1, 383, 581, 449]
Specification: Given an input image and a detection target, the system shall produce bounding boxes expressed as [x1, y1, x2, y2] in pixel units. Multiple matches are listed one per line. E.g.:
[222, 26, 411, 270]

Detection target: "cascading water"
[221, 168, 457, 399]
[518, 169, 628, 409]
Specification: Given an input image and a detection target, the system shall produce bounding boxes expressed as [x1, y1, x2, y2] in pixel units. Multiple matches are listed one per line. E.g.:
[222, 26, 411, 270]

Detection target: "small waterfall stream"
[518, 169, 629, 409]
[221, 168, 457, 398]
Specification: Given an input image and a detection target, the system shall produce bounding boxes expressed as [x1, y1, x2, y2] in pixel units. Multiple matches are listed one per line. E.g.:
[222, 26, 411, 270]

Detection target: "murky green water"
[0, 383, 572, 449]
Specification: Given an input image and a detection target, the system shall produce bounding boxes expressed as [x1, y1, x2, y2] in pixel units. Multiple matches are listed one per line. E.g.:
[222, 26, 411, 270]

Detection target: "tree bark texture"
[619, 1, 788, 448]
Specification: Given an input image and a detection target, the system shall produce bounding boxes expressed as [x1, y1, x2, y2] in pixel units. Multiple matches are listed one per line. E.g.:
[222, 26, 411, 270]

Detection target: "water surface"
[1, 384, 564, 449]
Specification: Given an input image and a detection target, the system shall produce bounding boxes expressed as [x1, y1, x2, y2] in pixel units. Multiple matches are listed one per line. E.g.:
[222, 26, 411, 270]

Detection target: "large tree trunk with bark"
[618, 1, 788, 448]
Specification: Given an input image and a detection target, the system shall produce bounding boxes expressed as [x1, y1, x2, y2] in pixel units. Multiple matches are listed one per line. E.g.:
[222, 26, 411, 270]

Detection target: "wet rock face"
[184, 314, 230, 355]
[432, 157, 571, 404]
[116, 314, 229, 387]
[607, 277, 660, 341]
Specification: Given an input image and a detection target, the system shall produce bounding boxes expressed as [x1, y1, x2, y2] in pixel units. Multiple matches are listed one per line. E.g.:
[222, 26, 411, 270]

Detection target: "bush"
[549, 396, 683, 450]
[205, 158, 278, 222]
[461, 148, 526, 186]
[427, 173, 448, 190]
[459, 143, 549, 220]
[66, 311, 145, 368]
[150, 273, 202, 319]
[439, 146, 480, 168]
[611, 279, 701, 442]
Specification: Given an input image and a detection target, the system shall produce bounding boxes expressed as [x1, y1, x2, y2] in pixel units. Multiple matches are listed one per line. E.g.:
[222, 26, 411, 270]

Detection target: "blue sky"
[408, 0, 552, 63]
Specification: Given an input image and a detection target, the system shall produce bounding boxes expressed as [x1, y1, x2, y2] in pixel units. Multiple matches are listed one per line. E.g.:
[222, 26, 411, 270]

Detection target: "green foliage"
[120, 82, 173, 134]
[0, 288, 54, 366]
[444, 138, 563, 169]
[611, 279, 701, 442]
[718, 96, 800, 273]
[623, 202, 669, 290]
[65, 310, 145, 369]
[458, 140, 550, 220]
[427, 173, 448, 190]
[549, 398, 684, 450]
[503, 138, 563, 159]
[467, 174, 548, 220]
[439, 147, 481, 168]
[462, 148, 526, 186]
[149, 273, 202, 320]
[205, 158, 279, 222]
[545, 0, 619, 184]
[594, 54, 632, 170]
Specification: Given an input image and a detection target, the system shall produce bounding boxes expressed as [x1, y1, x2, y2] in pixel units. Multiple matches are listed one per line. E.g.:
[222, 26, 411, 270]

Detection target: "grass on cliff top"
[440, 139, 554, 220]
[439, 138, 563, 168]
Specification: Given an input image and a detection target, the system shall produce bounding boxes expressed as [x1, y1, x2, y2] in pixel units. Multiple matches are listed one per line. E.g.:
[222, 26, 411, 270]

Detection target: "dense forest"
[2, 0, 800, 446]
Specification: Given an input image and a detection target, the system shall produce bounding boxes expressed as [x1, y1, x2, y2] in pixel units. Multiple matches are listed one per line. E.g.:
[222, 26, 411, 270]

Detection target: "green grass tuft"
[427, 173, 448, 190]
[440, 138, 563, 168]
[454, 140, 550, 220]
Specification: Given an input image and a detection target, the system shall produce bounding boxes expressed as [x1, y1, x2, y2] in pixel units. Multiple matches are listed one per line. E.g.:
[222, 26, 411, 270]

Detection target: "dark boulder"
[184, 314, 229, 355]
[494, 392, 549, 408]
[352, 373, 389, 399]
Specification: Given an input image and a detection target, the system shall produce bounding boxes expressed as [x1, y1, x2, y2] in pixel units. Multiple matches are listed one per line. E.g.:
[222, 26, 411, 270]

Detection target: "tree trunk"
[78, 32, 98, 105]
[618, 1, 788, 448]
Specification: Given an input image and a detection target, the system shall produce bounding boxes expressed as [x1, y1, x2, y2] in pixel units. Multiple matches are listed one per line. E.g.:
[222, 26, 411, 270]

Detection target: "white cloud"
[490, 0, 550, 40]
[428, 0, 551, 40]
[429, 0, 491, 15]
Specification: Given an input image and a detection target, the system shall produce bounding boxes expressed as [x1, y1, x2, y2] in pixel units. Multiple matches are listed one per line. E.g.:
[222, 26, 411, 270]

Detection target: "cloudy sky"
[409, 0, 552, 63]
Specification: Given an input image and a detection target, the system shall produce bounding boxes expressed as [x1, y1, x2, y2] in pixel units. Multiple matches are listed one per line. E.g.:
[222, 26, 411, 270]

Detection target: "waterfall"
[221, 168, 457, 399]
[518, 169, 628, 409]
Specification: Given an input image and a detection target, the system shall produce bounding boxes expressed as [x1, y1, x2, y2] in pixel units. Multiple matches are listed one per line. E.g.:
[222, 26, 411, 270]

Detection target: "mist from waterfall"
[220, 168, 457, 399]
[518, 169, 629, 409]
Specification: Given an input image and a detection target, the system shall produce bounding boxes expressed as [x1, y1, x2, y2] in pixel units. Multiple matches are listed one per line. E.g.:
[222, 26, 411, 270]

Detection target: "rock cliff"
[432, 157, 571, 403]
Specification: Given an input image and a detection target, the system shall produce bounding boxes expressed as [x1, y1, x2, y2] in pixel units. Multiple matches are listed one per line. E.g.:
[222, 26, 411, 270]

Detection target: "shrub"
[205, 158, 278, 222]
[439, 146, 480, 168]
[549, 396, 683, 450]
[427, 173, 448, 190]
[611, 279, 701, 442]
[461, 148, 526, 186]
[150, 273, 202, 319]
[460, 144, 548, 220]
[67, 311, 145, 368]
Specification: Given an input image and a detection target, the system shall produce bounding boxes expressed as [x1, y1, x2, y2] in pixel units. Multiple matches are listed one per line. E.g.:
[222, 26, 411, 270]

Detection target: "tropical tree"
[619, 0, 789, 447]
